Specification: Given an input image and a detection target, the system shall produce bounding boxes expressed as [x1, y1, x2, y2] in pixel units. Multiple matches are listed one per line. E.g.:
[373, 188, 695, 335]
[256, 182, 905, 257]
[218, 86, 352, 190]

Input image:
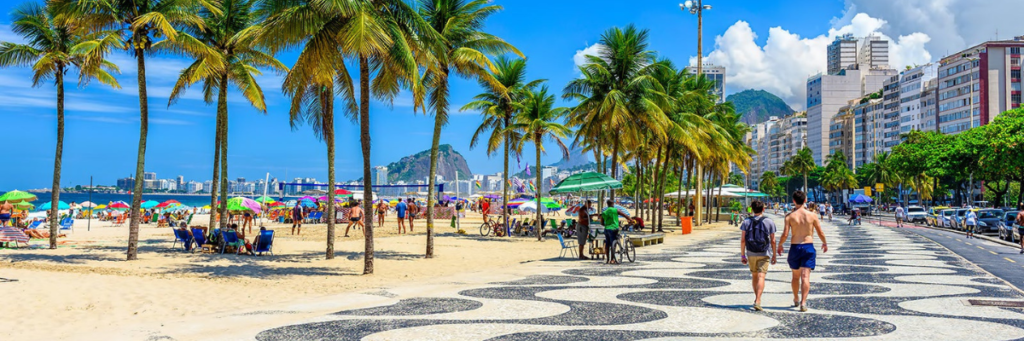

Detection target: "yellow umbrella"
[202, 205, 211, 209]
[95, 204, 107, 209]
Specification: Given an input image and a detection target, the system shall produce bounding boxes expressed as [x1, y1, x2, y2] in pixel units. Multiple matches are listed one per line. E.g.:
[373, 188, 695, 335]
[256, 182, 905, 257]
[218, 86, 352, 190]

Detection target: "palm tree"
[419, 0, 521, 258]
[865, 152, 898, 204]
[510, 86, 570, 241]
[57, 0, 211, 260]
[787, 147, 816, 194]
[823, 151, 856, 204]
[759, 171, 778, 201]
[0, 0, 121, 249]
[463, 56, 541, 233]
[164, 0, 287, 231]
[563, 25, 666, 203]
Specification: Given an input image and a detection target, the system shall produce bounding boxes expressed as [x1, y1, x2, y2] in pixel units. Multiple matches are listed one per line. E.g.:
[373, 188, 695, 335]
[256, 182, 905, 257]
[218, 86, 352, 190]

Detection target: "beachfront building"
[806, 68, 896, 165]
[899, 64, 940, 134]
[745, 113, 807, 190]
[144, 172, 156, 181]
[936, 37, 1024, 134]
[117, 177, 134, 191]
[828, 106, 855, 167]
[688, 64, 726, 103]
[850, 97, 885, 168]
[828, 34, 859, 75]
[881, 74, 901, 151]
[185, 181, 203, 194]
[373, 166, 389, 186]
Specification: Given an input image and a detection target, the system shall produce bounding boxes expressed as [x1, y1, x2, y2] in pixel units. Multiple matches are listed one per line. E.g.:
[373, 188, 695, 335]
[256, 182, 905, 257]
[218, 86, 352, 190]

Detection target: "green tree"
[463, 56, 540, 232]
[165, 0, 286, 232]
[58, 0, 210, 260]
[419, 0, 521, 258]
[785, 147, 815, 195]
[822, 151, 856, 204]
[509, 86, 570, 241]
[0, 0, 121, 249]
[758, 171, 778, 200]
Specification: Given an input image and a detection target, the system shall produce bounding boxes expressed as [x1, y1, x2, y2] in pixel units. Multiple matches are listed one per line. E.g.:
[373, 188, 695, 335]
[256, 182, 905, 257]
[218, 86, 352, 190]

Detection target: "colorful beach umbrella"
[79, 201, 97, 208]
[141, 200, 160, 209]
[548, 171, 623, 194]
[226, 197, 262, 214]
[0, 226, 30, 244]
[156, 200, 181, 208]
[39, 200, 69, 210]
[0, 190, 37, 203]
[109, 201, 130, 210]
[254, 196, 276, 204]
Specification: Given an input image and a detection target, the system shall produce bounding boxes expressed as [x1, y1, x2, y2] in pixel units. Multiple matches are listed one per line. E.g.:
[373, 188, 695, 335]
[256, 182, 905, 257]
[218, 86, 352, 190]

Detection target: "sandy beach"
[0, 210, 728, 340]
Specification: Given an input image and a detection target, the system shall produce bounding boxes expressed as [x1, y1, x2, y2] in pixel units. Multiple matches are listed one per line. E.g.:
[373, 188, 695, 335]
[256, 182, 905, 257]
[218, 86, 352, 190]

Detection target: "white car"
[905, 205, 927, 224]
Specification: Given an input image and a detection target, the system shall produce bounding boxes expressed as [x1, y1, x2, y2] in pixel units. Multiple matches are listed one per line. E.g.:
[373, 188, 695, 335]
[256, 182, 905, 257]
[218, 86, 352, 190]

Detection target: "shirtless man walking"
[0, 200, 13, 227]
[776, 190, 828, 312]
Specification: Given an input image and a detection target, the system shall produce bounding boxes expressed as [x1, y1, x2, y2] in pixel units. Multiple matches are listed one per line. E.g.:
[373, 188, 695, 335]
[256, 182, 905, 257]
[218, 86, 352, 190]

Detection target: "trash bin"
[681, 217, 692, 235]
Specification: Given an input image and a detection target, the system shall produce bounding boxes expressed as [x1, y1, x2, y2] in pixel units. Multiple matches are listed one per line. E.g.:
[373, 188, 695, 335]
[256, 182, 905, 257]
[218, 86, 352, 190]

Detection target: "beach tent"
[141, 200, 160, 209]
[549, 172, 623, 194]
[39, 200, 69, 210]
[0, 190, 37, 203]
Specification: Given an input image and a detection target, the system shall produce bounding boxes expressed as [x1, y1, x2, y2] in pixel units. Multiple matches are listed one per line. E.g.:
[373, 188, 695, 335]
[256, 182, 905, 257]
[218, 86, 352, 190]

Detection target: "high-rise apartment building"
[881, 75, 902, 150]
[688, 64, 726, 103]
[828, 108, 854, 167]
[373, 166, 389, 186]
[746, 113, 807, 190]
[806, 68, 895, 164]
[828, 34, 859, 75]
[858, 34, 890, 70]
[936, 37, 1024, 134]
[117, 177, 134, 191]
[143, 172, 156, 181]
[898, 64, 939, 134]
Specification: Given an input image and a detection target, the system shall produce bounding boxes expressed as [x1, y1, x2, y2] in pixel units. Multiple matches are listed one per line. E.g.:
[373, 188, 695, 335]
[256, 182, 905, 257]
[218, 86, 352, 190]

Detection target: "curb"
[865, 216, 1021, 248]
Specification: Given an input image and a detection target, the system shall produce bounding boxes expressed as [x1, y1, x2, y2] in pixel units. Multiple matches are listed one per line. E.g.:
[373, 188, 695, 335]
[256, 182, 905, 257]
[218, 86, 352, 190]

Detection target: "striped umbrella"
[0, 226, 30, 244]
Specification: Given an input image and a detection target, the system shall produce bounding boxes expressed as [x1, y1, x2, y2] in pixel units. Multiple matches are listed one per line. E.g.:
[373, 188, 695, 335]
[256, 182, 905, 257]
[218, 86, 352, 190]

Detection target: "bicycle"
[478, 217, 506, 237]
[608, 229, 636, 263]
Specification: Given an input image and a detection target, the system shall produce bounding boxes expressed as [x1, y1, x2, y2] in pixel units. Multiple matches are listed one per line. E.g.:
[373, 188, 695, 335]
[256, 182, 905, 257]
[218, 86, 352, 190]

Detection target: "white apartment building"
[937, 37, 1024, 134]
[828, 34, 859, 75]
[688, 64, 726, 103]
[806, 68, 895, 165]
[881, 75, 901, 151]
[747, 114, 807, 190]
[898, 64, 939, 134]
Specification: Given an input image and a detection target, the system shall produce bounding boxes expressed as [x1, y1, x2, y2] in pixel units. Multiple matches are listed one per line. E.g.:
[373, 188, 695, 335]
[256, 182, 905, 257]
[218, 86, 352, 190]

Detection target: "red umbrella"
[335, 189, 352, 195]
[156, 200, 181, 208]
[109, 201, 130, 209]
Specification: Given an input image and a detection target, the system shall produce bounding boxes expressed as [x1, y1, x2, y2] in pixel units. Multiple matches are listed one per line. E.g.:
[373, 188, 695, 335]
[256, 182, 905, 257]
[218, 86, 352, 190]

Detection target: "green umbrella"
[13, 202, 34, 210]
[549, 172, 623, 194]
[254, 196, 276, 204]
[0, 190, 37, 203]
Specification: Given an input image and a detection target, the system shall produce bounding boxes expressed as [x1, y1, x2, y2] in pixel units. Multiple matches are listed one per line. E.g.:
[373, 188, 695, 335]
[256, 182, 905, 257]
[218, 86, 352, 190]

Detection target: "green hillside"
[726, 89, 795, 125]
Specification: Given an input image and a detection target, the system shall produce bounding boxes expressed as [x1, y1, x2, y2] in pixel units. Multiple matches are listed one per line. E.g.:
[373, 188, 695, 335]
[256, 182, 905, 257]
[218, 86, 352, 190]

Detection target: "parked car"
[998, 210, 1019, 242]
[905, 205, 927, 224]
[938, 209, 958, 229]
[926, 206, 950, 226]
[975, 209, 1004, 235]
[951, 208, 971, 230]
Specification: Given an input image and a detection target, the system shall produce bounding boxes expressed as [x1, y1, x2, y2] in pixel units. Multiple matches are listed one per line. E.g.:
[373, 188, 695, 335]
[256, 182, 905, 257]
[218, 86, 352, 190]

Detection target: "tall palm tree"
[419, 0, 521, 258]
[563, 24, 666, 203]
[164, 0, 287, 231]
[463, 56, 540, 231]
[787, 147, 816, 194]
[59, 0, 212, 260]
[865, 151, 898, 204]
[823, 151, 856, 204]
[759, 171, 778, 201]
[510, 86, 570, 241]
[0, 0, 121, 249]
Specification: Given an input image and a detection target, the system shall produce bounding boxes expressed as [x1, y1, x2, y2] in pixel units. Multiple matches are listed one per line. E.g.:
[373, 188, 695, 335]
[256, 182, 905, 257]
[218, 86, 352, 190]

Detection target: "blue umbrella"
[141, 200, 160, 209]
[849, 194, 873, 203]
[39, 200, 70, 210]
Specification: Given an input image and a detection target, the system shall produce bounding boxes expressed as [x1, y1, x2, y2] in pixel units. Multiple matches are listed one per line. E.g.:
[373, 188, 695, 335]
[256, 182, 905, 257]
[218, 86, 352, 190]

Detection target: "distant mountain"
[384, 144, 473, 183]
[726, 89, 795, 125]
[548, 144, 590, 170]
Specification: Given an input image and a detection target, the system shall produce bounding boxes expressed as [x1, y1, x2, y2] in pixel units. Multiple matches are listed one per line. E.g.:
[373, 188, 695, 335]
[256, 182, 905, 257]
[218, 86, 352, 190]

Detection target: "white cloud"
[573, 43, 603, 71]
[695, 13, 932, 110]
[0, 23, 25, 44]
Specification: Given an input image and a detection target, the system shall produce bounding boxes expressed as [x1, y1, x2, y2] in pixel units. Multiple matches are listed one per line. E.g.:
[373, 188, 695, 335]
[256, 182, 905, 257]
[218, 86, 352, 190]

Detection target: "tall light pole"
[680, 0, 711, 225]
[966, 54, 979, 207]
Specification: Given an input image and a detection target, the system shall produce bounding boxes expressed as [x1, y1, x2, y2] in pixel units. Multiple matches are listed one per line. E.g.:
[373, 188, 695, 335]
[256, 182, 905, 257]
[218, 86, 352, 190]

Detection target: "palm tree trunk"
[676, 162, 685, 226]
[716, 177, 724, 222]
[127, 49, 149, 261]
[503, 109, 511, 232]
[425, 69, 450, 258]
[694, 163, 703, 226]
[323, 87, 337, 260]
[657, 151, 670, 232]
[596, 146, 604, 210]
[49, 68, 65, 249]
[358, 56, 373, 272]
[610, 138, 620, 201]
[218, 77, 229, 230]
[634, 161, 642, 218]
[212, 74, 228, 230]
[535, 136, 542, 241]
[803, 173, 808, 194]
[208, 103, 221, 229]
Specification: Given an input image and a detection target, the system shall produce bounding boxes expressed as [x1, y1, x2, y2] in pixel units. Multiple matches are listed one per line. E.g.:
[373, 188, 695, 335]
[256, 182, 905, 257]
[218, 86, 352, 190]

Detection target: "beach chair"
[171, 229, 193, 251]
[556, 231, 577, 258]
[26, 220, 42, 230]
[190, 228, 211, 253]
[506, 218, 517, 237]
[59, 218, 73, 233]
[253, 230, 274, 256]
[220, 230, 243, 255]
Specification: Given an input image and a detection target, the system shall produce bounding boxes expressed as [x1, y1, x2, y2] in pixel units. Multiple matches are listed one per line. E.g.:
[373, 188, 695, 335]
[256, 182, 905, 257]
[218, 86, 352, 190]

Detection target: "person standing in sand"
[0, 200, 13, 226]
[291, 203, 303, 235]
[376, 200, 387, 228]
[407, 198, 418, 232]
[395, 199, 407, 234]
[481, 198, 490, 223]
[776, 190, 828, 312]
[344, 201, 364, 237]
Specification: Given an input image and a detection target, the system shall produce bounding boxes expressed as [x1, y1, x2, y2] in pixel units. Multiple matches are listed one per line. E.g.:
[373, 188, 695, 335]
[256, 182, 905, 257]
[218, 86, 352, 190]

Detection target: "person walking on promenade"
[601, 199, 630, 265]
[777, 190, 828, 312]
[1016, 204, 1024, 254]
[395, 199, 408, 234]
[740, 200, 777, 311]
[576, 200, 592, 259]
[895, 204, 905, 228]
[965, 208, 978, 239]
[291, 203, 304, 235]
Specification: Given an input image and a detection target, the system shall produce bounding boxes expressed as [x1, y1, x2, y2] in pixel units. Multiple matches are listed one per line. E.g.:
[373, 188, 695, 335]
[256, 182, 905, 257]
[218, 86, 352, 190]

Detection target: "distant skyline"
[1, 0, 1021, 190]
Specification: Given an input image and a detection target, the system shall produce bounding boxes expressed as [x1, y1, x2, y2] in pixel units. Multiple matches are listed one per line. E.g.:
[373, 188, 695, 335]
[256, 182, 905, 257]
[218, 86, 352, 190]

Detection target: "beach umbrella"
[254, 196, 276, 204]
[850, 194, 873, 203]
[156, 200, 181, 208]
[201, 205, 211, 210]
[38, 200, 69, 210]
[549, 172, 623, 194]
[79, 201, 97, 208]
[0, 190, 37, 203]
[95, 204, 107, 209]
[140, 200, 160, 209]
[13, 202, 34, 210]
[226, 197, 262, 214]
[109, 201, 130, 210]
[298, 195, 317, 202]
[268, 201, 285, 207]
[0, 226, 30, 245]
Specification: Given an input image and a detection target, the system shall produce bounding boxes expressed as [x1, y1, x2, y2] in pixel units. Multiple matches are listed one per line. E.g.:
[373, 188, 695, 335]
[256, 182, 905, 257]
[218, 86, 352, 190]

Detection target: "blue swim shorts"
[787, 243, 817, 270]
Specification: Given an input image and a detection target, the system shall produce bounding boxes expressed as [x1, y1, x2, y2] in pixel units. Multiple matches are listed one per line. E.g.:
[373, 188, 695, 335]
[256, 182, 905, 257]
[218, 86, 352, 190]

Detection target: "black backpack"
[745, 217, 770, 253]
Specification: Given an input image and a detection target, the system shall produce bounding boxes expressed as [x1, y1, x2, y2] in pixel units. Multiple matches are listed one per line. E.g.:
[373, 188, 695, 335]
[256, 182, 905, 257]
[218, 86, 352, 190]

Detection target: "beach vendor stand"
[549, 172, 624, 259]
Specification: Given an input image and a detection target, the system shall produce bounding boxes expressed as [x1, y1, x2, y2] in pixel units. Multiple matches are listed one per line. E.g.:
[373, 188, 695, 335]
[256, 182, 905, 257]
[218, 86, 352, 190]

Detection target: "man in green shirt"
[602, 199, 630, 264]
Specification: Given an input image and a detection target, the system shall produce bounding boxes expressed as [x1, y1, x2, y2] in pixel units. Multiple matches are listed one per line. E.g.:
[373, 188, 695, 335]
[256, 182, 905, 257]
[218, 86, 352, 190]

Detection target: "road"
[131, 216, 1024, 340]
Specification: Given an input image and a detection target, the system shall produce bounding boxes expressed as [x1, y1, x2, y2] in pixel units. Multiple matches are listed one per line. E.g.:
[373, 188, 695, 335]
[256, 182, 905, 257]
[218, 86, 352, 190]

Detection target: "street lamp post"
[966, 55, 979, 207]
[680, 0, 711, 225]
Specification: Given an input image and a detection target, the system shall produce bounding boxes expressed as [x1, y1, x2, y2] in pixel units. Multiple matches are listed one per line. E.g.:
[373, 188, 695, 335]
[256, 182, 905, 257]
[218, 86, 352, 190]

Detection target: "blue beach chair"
[171, 229, 192, 251]
[253, 230, 274, 256]
[59, 218, 74, 233]
[557, 231, 577, 258]
[190, 228, 210, 253]
[220, 230, 243, 254]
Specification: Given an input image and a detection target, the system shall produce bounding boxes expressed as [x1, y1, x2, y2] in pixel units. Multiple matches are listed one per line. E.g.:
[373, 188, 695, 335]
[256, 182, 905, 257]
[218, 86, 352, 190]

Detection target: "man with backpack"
[739, 200, 777, 311]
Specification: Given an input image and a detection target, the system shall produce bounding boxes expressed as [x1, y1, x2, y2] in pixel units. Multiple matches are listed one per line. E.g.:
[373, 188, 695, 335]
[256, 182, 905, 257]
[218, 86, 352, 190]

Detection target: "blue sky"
[1, 0, 1017, 190]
